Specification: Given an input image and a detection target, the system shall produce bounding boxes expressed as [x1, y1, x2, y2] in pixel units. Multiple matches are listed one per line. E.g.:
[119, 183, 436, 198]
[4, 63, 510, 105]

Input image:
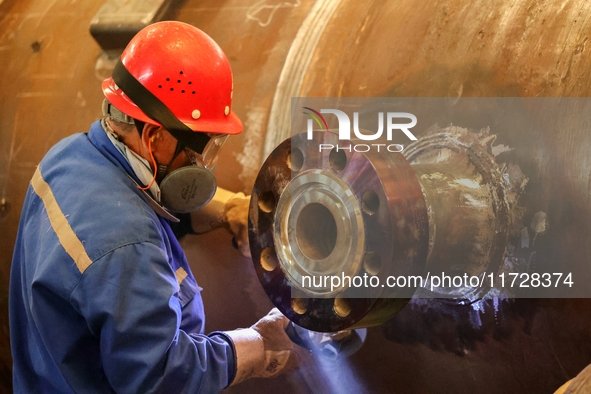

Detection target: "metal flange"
[249, 132, 429, 332]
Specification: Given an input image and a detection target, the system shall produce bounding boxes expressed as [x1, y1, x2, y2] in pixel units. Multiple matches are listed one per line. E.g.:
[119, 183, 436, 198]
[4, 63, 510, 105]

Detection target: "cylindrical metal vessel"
[3, 0, 591, 392]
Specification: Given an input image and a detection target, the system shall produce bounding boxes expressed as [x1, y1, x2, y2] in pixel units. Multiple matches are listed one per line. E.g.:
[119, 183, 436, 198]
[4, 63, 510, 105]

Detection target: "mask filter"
[159, 166, 217, 213]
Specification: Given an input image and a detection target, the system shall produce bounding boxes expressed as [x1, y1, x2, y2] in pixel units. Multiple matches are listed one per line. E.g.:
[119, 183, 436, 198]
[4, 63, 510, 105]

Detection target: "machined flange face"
[249, 131, 429, 332]
[273, 169, 366, 297]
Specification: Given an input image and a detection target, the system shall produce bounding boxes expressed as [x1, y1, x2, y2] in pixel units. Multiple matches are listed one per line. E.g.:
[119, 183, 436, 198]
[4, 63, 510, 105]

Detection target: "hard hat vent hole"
[159, 75, 195, 94]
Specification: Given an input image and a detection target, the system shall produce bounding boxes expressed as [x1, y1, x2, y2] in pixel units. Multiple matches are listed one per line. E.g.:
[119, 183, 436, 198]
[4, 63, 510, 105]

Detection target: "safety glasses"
[184, 133, 228, 170]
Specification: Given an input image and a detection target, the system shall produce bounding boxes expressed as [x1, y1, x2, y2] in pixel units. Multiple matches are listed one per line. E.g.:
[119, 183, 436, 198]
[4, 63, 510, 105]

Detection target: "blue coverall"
[9, 120, 236, 393]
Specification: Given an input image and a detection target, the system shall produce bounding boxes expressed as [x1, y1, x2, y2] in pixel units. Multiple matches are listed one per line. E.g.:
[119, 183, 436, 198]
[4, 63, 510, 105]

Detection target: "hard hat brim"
[102, 77, 243, 135]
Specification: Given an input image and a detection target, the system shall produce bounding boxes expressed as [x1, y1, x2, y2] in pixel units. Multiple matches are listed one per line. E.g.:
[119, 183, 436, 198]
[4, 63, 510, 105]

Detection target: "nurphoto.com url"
[302, 272, 574, 293]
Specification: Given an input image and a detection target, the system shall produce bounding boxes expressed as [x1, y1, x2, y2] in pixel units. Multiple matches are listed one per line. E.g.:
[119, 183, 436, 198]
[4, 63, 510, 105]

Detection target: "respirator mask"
[157, 134, 228, 213]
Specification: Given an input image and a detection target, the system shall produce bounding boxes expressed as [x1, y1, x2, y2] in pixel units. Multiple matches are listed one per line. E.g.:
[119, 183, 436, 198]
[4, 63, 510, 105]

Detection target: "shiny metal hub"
[273, 169, 365, 296]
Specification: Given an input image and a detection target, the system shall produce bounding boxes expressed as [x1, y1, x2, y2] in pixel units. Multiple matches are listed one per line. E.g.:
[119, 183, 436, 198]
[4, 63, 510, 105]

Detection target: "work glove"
[224, 308, 311, 385]
[189, 188, 251, 258]
[222, 192, 251, 258]
[556, 363, 591, 393]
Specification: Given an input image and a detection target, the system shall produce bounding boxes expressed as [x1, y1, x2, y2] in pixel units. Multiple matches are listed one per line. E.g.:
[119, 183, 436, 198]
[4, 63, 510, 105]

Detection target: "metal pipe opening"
[295, 202, 338, 260]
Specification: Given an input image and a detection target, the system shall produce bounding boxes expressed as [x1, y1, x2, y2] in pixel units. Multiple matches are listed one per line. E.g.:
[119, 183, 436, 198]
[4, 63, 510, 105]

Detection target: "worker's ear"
[140, 123, 164, 150]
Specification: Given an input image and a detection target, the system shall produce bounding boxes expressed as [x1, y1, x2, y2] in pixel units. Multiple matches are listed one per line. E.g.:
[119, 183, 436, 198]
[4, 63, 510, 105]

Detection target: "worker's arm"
[188, 187, 251, 257]
[224, 308, 311, 385]
[69, 241, 235, 393]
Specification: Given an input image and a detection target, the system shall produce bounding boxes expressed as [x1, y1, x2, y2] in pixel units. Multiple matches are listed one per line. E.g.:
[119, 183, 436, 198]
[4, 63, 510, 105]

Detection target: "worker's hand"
[250, 307, 311, 377]
[189, 188, 251, 257]
[222, 192, 251, 258]
[557, 363, 591, 393]
[225, 308, 311, 385]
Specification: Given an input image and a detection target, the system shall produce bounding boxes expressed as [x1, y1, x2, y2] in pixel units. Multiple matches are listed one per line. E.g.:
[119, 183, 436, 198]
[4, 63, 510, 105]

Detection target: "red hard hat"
[102, 21, 242, 141]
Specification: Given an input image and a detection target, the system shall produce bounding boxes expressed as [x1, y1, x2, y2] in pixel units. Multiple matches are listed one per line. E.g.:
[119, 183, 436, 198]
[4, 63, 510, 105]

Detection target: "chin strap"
[155, 139, 185, 184]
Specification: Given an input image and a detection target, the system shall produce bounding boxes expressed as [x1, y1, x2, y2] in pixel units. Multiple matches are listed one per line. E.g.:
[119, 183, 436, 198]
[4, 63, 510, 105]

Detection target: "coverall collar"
[87, 120, 179, 222]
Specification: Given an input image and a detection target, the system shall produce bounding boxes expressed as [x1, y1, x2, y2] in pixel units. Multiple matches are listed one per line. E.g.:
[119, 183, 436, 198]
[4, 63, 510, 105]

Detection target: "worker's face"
[139, 124, 226, 212]
[142, 125, 227, 179]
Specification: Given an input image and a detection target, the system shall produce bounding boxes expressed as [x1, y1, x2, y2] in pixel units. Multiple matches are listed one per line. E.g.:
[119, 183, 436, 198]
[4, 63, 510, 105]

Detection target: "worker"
[9, 21, 307, 393]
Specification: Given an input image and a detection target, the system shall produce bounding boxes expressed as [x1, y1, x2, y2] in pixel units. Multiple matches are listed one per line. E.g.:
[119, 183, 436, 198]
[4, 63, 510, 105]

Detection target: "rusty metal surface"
[1, 0, 591, 393]
[90, 0, 177, 51]
[301, 0, 591, 98]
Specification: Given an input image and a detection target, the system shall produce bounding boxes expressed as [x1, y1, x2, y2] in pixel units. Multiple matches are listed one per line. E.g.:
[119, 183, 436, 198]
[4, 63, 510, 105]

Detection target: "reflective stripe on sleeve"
[30, 166, 93, 273]
[175, 267, 188, 286]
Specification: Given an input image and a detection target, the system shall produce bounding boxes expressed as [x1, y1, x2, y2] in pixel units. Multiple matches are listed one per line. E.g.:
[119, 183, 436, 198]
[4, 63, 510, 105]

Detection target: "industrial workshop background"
[2, 0, 591, 393]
